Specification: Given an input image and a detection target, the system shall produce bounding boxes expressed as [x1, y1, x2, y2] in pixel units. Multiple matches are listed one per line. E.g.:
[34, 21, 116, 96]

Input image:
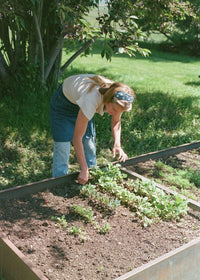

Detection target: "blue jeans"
[52, 137, 97, 177]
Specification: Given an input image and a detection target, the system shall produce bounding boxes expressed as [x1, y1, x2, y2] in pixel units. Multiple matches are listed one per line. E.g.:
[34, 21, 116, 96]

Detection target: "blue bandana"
[114, 91, 134, 103]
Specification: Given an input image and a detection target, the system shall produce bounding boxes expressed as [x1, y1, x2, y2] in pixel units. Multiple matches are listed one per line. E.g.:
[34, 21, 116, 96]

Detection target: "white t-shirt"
[62, 74, 111, 120]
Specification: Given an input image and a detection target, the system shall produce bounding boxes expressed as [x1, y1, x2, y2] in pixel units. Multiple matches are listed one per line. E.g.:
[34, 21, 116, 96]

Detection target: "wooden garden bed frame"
[1, 141, 200, 280]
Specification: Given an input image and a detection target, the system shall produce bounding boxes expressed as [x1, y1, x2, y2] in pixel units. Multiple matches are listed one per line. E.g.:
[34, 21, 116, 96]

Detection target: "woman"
[50, 74, 135, 184]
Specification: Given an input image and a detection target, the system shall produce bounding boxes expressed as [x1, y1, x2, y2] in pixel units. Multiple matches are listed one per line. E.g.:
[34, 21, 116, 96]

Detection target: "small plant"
[68, 226, 87, 242]
[68, 225, 82, 236]
[95, 221, 112, 234]
[88, 164, 189, 227]
[72, 205, 94, 223]
[90, 163, 127, 183]
[80, 183, 121, 212]
[98, 266, 104, 272]
[133, 179, 189, 222]
[51, 215, 88, 241]
[51, 215, 68, 228]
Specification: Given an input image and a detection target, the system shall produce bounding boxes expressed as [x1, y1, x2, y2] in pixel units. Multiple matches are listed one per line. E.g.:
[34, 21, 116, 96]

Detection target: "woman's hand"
[113, 146, 128, 162]
[73, 109, 90, 185]
[78, 169, 89, 185]
[111, 114, 128, 162]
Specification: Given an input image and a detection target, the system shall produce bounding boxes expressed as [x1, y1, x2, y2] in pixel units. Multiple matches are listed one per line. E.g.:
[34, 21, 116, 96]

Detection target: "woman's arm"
[111, 114, 128, 162]
[73, 109, 89, 184]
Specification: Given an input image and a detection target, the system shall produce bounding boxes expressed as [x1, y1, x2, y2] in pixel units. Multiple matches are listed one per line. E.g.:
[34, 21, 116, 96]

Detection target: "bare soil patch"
[0, 151, 200, 280]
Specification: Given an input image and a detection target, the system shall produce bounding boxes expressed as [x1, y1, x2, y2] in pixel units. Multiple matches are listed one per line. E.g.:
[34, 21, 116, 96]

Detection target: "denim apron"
[50, 84, 95, 142]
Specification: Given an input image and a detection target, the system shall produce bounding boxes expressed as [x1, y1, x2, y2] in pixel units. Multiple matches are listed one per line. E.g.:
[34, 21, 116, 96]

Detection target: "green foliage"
[51, 215, 88, 241]
[51, 206, 112, 238]
[80, 184, 121, 212]
[68, 225, 87, 242]
[88, 164, 189, 227]
[133, 180, 188, 223]
[0, 0, 150, 90]
[51, 215, 68, 228]
[133, 0, 200, 55]
[50, 164, 189, 236]
[1, 0, 199, 92]
[95, 222, 112, 234]
[72, 205, 94, 223]
[90, 163, 127, 182]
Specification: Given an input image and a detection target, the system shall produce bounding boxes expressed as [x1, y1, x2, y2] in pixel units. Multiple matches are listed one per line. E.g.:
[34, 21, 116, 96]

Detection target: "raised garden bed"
[0, 141, 200, 280]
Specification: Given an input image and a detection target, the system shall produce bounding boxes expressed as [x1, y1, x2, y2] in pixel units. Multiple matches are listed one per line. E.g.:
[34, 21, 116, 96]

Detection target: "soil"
[0, 148, 200, 280]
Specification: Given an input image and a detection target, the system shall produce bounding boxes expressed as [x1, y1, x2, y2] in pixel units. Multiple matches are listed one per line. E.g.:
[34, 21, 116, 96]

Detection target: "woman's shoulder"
[64, 74, 113, 84]
[64, 74, 95, 82]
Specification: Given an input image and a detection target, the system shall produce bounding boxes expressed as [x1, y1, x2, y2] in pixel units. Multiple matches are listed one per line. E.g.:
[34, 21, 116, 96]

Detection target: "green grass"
[0, 39, 200, 189]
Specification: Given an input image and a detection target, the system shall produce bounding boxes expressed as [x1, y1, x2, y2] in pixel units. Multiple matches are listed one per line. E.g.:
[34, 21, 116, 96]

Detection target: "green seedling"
[95, 222, 112, 234]
[51, 215, 68, 228]
[88, 164, 189, 227]
[81, 184, 121, 212]
[68, 225, 87, 242]
[72, 205, 94, 223]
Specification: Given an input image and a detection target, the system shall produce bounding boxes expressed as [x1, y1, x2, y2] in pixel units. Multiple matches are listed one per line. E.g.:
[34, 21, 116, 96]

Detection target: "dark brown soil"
[0, 148, 200, 280]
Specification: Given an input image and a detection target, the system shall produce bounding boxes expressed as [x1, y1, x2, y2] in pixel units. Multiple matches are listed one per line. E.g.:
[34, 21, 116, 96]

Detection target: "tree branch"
[33, 10, 45, 83]
[59, 36, 97, 76]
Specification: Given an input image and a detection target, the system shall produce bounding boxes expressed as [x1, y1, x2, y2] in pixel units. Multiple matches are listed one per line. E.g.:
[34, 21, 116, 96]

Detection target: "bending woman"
[50, 74, 135, 184]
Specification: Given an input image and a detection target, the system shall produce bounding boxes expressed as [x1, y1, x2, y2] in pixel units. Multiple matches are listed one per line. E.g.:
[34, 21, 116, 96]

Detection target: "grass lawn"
[0, 39, 200, 189]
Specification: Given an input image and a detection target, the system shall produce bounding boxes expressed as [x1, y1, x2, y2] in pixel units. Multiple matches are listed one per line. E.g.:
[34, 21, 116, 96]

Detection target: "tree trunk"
[0, 51, 10, 83]
[44, 36, 64, 81]
[33, 11, 45, 83]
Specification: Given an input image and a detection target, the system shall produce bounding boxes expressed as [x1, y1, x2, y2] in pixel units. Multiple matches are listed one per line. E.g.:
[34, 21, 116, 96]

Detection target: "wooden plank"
[120, 167, 200, 212]
[121, 141, 200, 167]
[0, 171, 79, 200]
[115, 237, 200, 280]
[0, 232, 48, 280]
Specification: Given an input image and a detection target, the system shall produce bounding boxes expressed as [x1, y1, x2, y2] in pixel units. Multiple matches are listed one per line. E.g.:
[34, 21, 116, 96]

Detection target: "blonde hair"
[87, 75, 113, 92]
[88, 75, 135, 111]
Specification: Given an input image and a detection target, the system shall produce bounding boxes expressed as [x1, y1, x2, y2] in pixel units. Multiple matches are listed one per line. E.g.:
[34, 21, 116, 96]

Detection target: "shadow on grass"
[185, 81, 200, 87]
[119, 89, 200, 155]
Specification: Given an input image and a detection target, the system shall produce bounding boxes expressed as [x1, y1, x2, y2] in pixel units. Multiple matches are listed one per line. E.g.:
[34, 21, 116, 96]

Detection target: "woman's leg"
[82, 136, 97, 168]
[52, 141, 71, 177]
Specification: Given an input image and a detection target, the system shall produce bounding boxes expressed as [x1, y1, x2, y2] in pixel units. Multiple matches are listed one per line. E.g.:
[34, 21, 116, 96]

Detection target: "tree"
[0, 0, 95, 89]
[131, 0, 200, 54]
[0, 0, 149, 92]
[1, 0, 197, 93]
